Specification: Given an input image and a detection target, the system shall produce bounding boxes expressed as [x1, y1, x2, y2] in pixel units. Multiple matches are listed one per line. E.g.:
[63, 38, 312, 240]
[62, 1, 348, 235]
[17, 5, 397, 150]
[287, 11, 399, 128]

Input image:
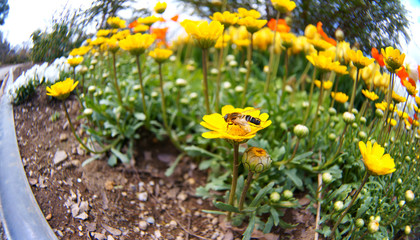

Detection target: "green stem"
[227, 142, 240, 220]
[241, 33, 253, 107]
[311, 75, 324, 133]
[202, 48, 211, 114]
[299, 62, 311, 91]
[264, 11, 280, 94]
[135, 55, 148, 122]
[314, 124, 348, 171]
[331, 172, 370, 239]
[392, 92, 410, 147]
[158, 64, 169, 130]
[279, 49, 289, 105]
[215, 29, 225, 112]
[277, 139, 300, 166]
[304, 68, 317, 124]
[239, 171, 254, 211]
[380, 73, 395, 141]
[348, 67, 360, 112]
[112, 53, 123, 105]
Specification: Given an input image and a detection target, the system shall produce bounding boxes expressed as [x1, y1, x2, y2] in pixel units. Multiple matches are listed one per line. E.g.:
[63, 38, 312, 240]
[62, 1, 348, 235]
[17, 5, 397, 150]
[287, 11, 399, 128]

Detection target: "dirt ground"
[11, 65, 317, 240]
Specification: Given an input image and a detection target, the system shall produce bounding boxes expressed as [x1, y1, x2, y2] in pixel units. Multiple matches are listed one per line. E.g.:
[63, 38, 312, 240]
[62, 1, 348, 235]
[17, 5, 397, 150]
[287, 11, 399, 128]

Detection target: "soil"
[11, 66, 317, 240]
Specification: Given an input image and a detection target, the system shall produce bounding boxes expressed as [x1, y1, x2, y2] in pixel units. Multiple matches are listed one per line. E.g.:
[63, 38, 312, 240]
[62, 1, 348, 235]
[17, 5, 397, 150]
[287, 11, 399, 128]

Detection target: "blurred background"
[0, 0, 419, 65]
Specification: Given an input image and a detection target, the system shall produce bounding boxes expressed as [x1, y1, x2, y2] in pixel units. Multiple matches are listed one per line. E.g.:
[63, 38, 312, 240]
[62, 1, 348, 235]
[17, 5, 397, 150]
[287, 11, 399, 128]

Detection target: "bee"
[223, 109, 261, 133]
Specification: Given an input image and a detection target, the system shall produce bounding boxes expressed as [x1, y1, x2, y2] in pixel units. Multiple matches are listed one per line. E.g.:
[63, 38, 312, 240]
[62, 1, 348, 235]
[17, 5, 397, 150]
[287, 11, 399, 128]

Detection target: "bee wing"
[240, 107, 261, 115]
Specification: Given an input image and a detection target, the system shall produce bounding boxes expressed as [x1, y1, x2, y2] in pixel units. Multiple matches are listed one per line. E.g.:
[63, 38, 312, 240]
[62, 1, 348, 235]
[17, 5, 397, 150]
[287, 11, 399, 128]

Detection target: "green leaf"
[284, 169, 303, 190]
[242, 213, 256, 240]
[291, 151, 313, 163]
[201, 210, 226, 215]
[270, 207, 280, 226]
[108, 154, 117, 166]
[250, 182, 274, 207]
[213, 201, 240, 213]
[165, 153, 185, 177]
[263, 216, 274, 234]
[356, 196, 372, 218]
[111, 148, 129, 163]
[278, 218, 298, 229]
[184, 145, 222, 159]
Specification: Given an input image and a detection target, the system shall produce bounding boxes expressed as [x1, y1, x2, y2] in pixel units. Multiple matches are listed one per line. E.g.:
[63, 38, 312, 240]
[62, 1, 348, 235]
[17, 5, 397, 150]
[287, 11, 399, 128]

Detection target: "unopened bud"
[322, 172, 333, 183]
[358, 131, 367, 140]
[368, 220, 379, 233]
[151, 91, 159, 98]
[328, 107, 337, 115]
[242, 147, 271, 173]
[355, 218, 364, 228]
[334, 201, 344, 211]
[405, 190, 415, 202]
[360, 116, 366, 124]
[83, 108, 93, 116]
[283, 190, 293, 200]
[397, 178, 402, 184]
[210, 68, 218, 75]
[235, 86, 244, 92]
[375, 109, 384, 118]
[405, 225, 411, 235]
[294, 124, 309, 138]
[351, 108, 359, 115]
[352, 122, 358, 129]
[328, 133, 336, 141]
[335, 28, 344, 42]
[270, 192, 281, 202]
[343, 112, 355, 124]
[280, 122, 287, 131]
[88, 86, 96, 93]
[374, 216, 381, 222]
[399, 200, 405, 207]
[175, 78, 187, 87]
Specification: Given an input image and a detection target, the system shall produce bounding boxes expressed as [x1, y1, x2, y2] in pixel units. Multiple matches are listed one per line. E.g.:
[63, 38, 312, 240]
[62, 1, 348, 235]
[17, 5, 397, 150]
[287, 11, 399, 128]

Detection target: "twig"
[314, 173, 322, 240]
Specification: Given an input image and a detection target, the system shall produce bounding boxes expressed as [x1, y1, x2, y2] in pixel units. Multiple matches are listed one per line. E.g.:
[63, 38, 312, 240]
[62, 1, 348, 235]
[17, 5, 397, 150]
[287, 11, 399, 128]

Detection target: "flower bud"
[169, 55, 176, 62]
[328, 133, 336, 141]
[283, 190, 293, 200]
[332, 116, 340, 123]
[405, 156, 410, 161]
[405, 225, 411, 235]
[210, 68, 219, 75]
[242, 147, 271, 173]
[334, 201, 344, 211]
[270, 192, 281, 202]
[175, 78, 187, 87]
[151, 91, 159, 98]
[368, 220, 379, 233]
[399, 200, 405, 207]
[280, 122, 287, 131]
[352, 122, 358, 129]
[351, 108, 359, 115]
[229, 60, 238, 67]
[374, 216, 381, 222]
[83, 108, 93, 116]
[263, 65, 269, 73]
[180, 98, 189, 104]
[222, 81, 231, 89]
[397, 178, 402, 184]
[88, 85, 96, 93]
[343, 112, 355, 124]
[226, 54, 235, 62]
[358, 131, 367, 140]
[322, 172, 333, 183]
[355, 218, 364, 228]
[91, 59, 98, 65]
[239, 67, 247, 73]
[189, 92, 198, 99]
[335, 28, 344, 42]
[375, 109, 384, 118]
[79, 65, 88, 74]
[360, 116, 366, 124]
[302, 101, 309, 108]
[294, 124, 309, 138]
[235, 86, 244, 92]
[405, 190, 415, 202]
[328, 107, 337, 115]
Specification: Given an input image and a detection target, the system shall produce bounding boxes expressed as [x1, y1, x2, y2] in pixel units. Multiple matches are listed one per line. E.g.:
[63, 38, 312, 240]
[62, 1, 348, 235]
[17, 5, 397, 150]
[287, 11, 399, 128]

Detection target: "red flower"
[317, 22, 336, 46]
[151, 27, 168, 42]
[128, 20, 139, 29]
[267, 18, 290, 33]
[371, 47, 385, 67]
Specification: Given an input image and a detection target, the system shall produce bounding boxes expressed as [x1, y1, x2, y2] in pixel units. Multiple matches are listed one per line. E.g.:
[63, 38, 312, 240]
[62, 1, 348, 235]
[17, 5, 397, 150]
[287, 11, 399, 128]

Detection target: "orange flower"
[151, 27, 168, 41]
[371, 47, 385, 67]
[317, 22, 336, 46]
[267, 18, 290, 33]
[397, 66, 409, 82]
[171, 14, 179, 22]
[128, 20, 139, 29]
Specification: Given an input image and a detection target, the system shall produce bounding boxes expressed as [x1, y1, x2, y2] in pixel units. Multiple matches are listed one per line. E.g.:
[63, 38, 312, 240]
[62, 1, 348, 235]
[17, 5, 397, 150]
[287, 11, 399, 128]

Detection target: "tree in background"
[175, 0, 410, 53]
[0, 0, 9, 25]
[31, 7, 89, 62]
[83, 0, 135, 29]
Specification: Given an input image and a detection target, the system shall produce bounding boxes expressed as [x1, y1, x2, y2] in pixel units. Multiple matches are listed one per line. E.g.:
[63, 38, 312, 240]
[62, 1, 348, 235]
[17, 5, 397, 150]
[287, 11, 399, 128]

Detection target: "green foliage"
[82, 0, 136, 29]
[30, 8, 88, 62]
[0, 0, 9, 25]
[175, 0, 410, 53]
[0, 31, 30, 65]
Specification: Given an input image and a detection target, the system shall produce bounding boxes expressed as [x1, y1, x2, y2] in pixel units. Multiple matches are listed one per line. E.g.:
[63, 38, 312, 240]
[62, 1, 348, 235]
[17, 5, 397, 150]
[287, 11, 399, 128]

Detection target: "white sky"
[0, 0, 419, 64]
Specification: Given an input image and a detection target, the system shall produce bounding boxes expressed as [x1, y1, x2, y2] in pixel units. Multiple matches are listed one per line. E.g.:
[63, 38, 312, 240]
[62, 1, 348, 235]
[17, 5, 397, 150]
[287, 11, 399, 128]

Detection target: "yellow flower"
[387, 118, 397, 126]
[280, 32, 296, 48]
[90, 37, 106, 46]
[238, 16, 267, 34]
[271, 0, 296, 13]
[361, 89, 379, 101]
[214, 34, 231, 48]
[392, 91, 406, 103]
[304, 24, 318, 40]
[138, 16, 161, 26]
[237, 8, 261, 18]
[358, 141, 396, 175]
[375, 101, 393, 112]
[112, 29, 131, 40]
[107, 16, 126, 29]
[181, 20, 224, 49]
[149, 48, 173, 63]
[154, 1, 167, 14]
[308, 38, 334, 51]
[46, 78, 79, 100]
[119, 33, 156, 56]
[348, 49, 375, 69]
[381, 47, 405, 73]
[233, 39, 251, 49]
[133, 24, 150, 33]
[67, 56, 83, 67]
[396, 110, 409, 119]
[336, 41, 351, 64]
[331, 92, 349, 103]
[314, 80, 333, 90]
[200, 105, 272, 142]
[401, 79, 418, 96]
[105, 37, 119, 53]
[242, 147, 271, 173]
[416, 96, 420, 108]
[306, 51, 344, 72]
[96, 29, 111, 37]
[69, 46, 91, 56]
[210, 11, 238, 27]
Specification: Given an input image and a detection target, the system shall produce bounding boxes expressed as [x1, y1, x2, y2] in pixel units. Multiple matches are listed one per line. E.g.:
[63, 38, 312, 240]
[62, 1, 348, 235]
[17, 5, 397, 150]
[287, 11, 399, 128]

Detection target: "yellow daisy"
[46, 78, 79, 100]
[359, 141, 396, 175]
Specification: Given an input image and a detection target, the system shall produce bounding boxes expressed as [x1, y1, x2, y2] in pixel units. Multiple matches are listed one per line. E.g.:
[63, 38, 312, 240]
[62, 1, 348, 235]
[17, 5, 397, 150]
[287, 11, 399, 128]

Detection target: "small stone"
[186, 178, 195, 185]
[169, 220, 177, 228]
[55, 230, 64, 237]
[75, 212, 89, 220]
[45, 213, 52, 220]
[177, 192, 188, 201]
[146, 216, 155, 225]
[59, 133, 68, 141]
[102, 224, 122, 236]
[139, 220, 148, 231]
[28, 178, 38, 185]
[107, 235, 115, 240]
[154, 230, 162, 239]
[91, 232, 106, 240]
[53, 150, 68, 165]
[212, 218, 219, 225]
[77, 146, 85, 155]
[86, 222, 97, 232]
[137, 192, 148, 201]
[105, 180, 115, 191]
